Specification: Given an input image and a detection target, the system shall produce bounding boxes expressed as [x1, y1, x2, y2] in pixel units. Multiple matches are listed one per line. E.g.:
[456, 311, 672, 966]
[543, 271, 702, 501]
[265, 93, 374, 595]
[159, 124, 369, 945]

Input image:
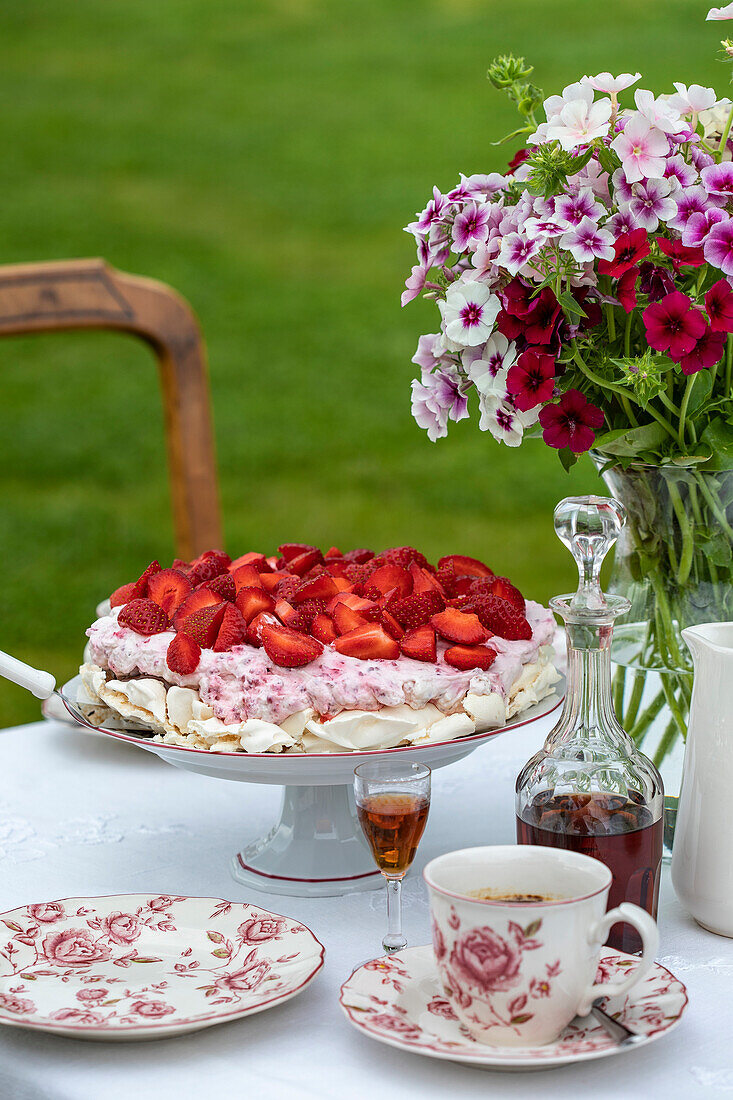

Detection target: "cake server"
[0, 648, 151, 735]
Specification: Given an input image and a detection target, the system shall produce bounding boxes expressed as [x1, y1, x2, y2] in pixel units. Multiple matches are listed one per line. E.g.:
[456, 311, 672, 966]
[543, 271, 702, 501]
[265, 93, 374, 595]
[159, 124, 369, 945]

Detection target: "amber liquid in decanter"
[516, 497, 663, 955]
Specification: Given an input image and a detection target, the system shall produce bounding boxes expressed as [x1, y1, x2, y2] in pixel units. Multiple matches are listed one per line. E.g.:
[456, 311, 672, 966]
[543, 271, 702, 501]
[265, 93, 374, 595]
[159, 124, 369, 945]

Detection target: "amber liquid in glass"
[516, 791, 663, 954]
[357, 793, 429, 874]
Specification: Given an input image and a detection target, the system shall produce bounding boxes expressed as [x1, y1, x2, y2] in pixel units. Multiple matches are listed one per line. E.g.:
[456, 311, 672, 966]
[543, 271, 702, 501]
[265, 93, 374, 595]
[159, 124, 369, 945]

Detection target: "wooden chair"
[0, 258, 222, 559]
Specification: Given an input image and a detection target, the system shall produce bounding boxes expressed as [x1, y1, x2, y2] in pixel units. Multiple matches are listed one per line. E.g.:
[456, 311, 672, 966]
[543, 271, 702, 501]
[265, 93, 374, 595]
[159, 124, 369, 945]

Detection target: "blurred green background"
[0, 0, 719, 726]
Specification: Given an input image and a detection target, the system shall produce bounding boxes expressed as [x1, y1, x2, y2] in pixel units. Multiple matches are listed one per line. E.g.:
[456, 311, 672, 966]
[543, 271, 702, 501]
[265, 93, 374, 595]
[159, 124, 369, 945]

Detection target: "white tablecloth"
[0, 715, 731, 1100]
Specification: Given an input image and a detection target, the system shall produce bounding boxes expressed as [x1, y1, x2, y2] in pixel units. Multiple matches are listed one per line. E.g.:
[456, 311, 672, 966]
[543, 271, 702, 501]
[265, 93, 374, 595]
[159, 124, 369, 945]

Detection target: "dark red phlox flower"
[643, 291, 707, 360]
[678, 325, 726, 375]
[705, 279, 733, 333]
[616, 267, 639, 313]
[598, 229, 650, 277]
[639, 262, 675, 302]
[506, 350, 556, 411]
[538, 389, 605, 454]
[496, 308, 524, 341]
[507, 148, 531, 173]
[500, 278, 537, 320]
[657, 237, 705, 270]
[523, 287, 561, 344]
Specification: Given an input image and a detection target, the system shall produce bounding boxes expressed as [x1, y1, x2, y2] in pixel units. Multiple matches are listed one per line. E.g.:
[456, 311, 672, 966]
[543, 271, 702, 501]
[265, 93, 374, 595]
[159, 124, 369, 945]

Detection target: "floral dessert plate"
[339, 946, 687, 1071]
[0, 894, 324, 1040]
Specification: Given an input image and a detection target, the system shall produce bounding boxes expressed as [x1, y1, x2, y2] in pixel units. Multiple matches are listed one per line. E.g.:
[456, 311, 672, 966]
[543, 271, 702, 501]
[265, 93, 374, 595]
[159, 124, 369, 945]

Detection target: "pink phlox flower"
[555, 187, 605, 228]
[701, 161, 733, 199]
[439, 280, 500, 346]
[538, 389, 604, 453]
[496, 232, 541, 277]
[678, 325, 726, 374]
[401, 235, 448, 306]
[611, 115, 669, 183]
[667, 185, 716, 232]
[669, 83, 718, 115]
[707, 2, 733, 19]
[452, 202, 492, 252]
[451, 173, 506, 202]
[404, 187, 450, 240]
[704, 218, 733, 276]
[470, 233, 503, 279]
[627, 178, 678, 232]
[545, 96, 612, 151]
[605, 206, 640, 237]
[681, 208, 728, 247]
[412, 333, 450, 370]
[478, 394, 537, 446]
[705, 279, 733, 332]
[611, 167, 634, 204]
[524, 216, 565, 243]
[634, 89, 686, 134]
[643, 291, 707, 358]
[410, 365, 470, 441]
[466, 333, 517, 396]
[664, 154, 699, 190]
[542, 81, 593, 123]
[567, 157, 611, 201]
[560, 215, 615, 262]
[585, 72, 641, 95]
[689, 144, 715, 171]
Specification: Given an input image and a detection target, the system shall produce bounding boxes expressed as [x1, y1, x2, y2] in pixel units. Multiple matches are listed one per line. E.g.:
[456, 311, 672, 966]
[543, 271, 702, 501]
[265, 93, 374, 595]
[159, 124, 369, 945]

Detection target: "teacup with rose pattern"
[424, 845, 659, 1047]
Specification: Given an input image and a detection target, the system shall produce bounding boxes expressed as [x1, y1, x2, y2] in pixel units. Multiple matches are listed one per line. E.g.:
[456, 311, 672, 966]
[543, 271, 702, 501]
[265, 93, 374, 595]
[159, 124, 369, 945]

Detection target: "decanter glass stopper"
[553, 495, 628, 616]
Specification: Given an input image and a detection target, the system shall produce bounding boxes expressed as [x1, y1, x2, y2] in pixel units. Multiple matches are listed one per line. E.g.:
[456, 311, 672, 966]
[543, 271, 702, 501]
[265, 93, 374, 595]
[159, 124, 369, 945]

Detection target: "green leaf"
[558, 447, 578, 472]
[211, 947, 231, 958]
[686, 370, 713, 417]
[207, 931, 224, 943]
[558, 291, 587, 321]
[593, 421, 667, 458]
[523, 919, 542, 937]
[699, 417, 733, 470]
[510, 1013, 534, 1025]
[130, 956, 162, 964]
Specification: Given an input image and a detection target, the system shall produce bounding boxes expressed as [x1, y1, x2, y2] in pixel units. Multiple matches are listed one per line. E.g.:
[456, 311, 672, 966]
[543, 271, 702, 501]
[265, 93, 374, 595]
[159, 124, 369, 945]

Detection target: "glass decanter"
[516, 496, 664, 954]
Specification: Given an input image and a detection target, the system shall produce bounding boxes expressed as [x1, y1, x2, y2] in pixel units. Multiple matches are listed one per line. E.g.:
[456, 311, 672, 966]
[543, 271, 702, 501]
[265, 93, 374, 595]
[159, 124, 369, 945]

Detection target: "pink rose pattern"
[342, 951, 687, 1060]
[0, 898, 319, 1032]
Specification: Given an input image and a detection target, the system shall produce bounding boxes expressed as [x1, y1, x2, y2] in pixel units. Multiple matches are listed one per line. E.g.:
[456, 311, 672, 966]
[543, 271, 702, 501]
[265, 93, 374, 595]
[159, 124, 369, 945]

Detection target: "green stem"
[678, 374, 697, 447]
[653, 716, 682, 769]
[696, 472, 733, 539]
[667, 479, 694, 585]
[659, 674, 688, 744]
[629, 689, 667, 746]
[726, 334, 733, 395]
[571, 343, 678, 438]
[612, 665, 626, 718]
[716, 102, 733, 163]
[623, 312, 632, 357]
[622, 668, 646, 732]
[605, 303, 616, 342]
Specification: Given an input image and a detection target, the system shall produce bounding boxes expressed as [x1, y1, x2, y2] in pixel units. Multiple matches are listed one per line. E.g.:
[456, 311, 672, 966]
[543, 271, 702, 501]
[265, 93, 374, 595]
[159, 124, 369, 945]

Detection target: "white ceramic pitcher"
[671, 622, 733, 937]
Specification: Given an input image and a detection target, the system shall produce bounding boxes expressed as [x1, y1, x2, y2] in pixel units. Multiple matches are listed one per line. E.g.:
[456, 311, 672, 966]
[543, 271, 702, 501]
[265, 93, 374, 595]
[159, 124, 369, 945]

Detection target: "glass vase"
[591, 456, 733, 856]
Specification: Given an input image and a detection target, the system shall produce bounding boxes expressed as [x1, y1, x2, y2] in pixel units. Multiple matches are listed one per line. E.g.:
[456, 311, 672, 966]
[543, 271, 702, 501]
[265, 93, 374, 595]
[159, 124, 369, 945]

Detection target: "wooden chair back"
[0, 258, 222, 560]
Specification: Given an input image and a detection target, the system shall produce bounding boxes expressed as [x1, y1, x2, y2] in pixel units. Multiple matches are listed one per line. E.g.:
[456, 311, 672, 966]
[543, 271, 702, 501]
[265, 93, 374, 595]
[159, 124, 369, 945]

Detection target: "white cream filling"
[78, 645, 559, 754]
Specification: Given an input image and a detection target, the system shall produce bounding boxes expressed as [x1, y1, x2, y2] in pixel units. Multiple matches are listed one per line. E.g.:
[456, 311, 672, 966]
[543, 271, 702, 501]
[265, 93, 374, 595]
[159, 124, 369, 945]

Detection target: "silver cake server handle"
[591, 1001, 645, 1046]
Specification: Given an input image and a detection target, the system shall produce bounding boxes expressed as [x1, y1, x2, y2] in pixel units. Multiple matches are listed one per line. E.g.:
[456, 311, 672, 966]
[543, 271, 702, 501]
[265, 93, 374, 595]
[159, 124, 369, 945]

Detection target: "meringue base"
[77, 646, 560, 754]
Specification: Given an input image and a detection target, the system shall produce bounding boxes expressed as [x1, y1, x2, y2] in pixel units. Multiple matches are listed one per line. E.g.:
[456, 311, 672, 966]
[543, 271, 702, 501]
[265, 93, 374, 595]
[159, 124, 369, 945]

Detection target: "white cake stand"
[58, 677, 563, 898]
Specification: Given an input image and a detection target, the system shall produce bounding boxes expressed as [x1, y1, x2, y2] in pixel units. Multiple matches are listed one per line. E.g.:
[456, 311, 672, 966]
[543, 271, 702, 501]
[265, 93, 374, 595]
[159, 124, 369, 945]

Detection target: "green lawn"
[0, 0, 718, 726]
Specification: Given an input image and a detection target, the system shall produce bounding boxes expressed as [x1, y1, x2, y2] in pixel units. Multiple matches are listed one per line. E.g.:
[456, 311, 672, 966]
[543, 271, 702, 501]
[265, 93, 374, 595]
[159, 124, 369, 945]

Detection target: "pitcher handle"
[577, 902, 659, 1016]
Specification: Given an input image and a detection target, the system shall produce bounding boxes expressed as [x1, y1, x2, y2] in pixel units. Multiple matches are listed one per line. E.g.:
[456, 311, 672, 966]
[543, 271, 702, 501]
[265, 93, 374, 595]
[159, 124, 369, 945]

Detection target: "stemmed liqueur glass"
[354, 761, 431, 954]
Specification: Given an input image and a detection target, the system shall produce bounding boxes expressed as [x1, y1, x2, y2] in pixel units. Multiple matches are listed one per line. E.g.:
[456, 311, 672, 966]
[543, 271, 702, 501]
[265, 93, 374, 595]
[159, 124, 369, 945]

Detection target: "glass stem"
[382, 874, 406, 954]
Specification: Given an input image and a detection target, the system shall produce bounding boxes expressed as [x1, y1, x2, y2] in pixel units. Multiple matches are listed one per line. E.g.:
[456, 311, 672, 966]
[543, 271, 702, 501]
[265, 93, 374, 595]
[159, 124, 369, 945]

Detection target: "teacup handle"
[577, 902, 659, 1016]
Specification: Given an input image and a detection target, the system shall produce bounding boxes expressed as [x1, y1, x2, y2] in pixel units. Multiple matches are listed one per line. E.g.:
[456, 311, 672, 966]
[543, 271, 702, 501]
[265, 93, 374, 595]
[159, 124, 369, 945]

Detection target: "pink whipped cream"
[87, 601, 555, 726]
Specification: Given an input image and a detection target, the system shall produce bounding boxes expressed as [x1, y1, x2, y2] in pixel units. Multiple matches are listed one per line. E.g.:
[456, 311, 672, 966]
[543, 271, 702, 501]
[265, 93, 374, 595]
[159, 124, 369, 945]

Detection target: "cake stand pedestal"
[61, 679, 563, 898]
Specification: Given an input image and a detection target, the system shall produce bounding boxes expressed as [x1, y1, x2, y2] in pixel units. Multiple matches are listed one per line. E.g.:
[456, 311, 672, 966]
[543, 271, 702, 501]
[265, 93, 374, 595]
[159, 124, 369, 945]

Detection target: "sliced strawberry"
[488, 576, 526, 612]
[213, 603, 248, 652]
[262, 623, 323, 667]
[409, 563, 445, 597]
[247, 611, 280, 647]
[148, 568, 193, 617]
[278, 542, 319, 562]
[325, 558, 349, 578]
[325, 546, 343, 559]
[333, 603, 368, 635]
[202, 572, 236, 603]
[334, 623, 400, 660]
[331, 576, 352, 592]
[131, 560, 162, 599]
[435, 570, 474, 598]
[342, 548, 375, 564]
[311, 612, 338, 645]
[173, 587, 223, 627]
[166, 633, 201, 675]
[431, 607, 490, 646]
[110, 582, 137, 608]
[274, 598, 312, 632]
[172, 558, 191, 573]
[438, 554, 493, 578]
[374, 546, 432, 572]
[266, 555, 281, 570]
[365, 564, 412, 598]
[444, 644, 497, 671]
[287, 549, 324, 576]
[232, 564, 264, 593]
[260, 571, 287, 593]
[228, 552, 270, 573]
[292, 574, 339, 603]
[188, 550, 231, 586]
[236, 586, 275, 624]
[380, 609, 405, 640]
[400, 624, 437, 662]
[119, 598, 169, 636]
[389, 590, 445, 630]
[468, 594, 531, 641]
[179, 602, 227, 648]
[343, 562, 378, 586]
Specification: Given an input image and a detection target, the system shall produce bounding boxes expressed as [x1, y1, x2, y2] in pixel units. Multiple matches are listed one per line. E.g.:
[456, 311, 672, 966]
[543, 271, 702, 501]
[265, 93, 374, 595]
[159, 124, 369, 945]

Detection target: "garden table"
[0, 713, 730, 1100]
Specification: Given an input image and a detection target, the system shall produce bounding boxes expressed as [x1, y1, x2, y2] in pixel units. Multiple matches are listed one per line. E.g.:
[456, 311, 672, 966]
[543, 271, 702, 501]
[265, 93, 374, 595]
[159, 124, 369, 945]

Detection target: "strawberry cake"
[80, 544, 559, 753]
